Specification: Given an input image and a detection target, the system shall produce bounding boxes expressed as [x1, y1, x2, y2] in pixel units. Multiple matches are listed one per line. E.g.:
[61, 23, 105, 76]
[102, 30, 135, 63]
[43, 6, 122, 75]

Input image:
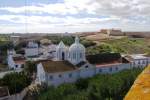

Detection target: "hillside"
[86, 37, 150, 55]
[105, 38, 150, 54]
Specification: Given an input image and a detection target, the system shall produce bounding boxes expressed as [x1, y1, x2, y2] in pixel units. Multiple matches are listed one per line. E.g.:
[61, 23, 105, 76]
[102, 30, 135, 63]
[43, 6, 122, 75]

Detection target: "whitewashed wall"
[42, 63, 130, 86]
[36, 59, 150, 87]
[131, 58, 149, 68]
[25, 48, 39, 57]
[79, 68, 95, 78]
[7, 55, 23, 70]
[37, 63, 46, 83]
[8, 55, 15, 69]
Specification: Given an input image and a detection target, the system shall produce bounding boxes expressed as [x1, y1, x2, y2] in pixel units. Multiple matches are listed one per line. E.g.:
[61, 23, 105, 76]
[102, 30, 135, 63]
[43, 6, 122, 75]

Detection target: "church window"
[138, 61, 140, 65]
[116, 67, 118, 71]
[49, 76, 53, 80]
[15, 65, 18, 68]
[80, 53, 82, 58]
[62, 52, 65, 60]
[59, 74, 62, 78]
[69, 73, 72, 78]
[85, 66, 88, 68]
[73, 53, 76, 59]
[142, 61, 145, 64]
[109, 67, 112, 72]
[99, 69, 102, 72]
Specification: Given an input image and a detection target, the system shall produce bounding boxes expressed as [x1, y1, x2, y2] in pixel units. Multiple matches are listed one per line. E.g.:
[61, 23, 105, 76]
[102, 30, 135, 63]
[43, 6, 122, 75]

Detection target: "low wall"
[0, 88, 28, 100]
[9, 88, 28, 100]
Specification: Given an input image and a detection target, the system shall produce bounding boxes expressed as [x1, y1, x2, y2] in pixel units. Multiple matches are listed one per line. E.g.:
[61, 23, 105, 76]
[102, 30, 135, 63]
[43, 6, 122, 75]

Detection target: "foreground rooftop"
[124, 65, 150, 100]
[41, 60, 77, 73]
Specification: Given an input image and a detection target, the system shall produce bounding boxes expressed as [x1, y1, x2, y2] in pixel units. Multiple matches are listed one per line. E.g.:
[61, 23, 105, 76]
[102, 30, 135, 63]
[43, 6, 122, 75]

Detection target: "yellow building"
[124, 65, 150, 100]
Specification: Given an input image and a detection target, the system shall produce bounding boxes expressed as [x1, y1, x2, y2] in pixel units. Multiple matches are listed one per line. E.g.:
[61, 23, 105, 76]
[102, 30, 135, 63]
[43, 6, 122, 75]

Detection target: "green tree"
[0, 72, 31, 94]
[24, 61, 37, 76]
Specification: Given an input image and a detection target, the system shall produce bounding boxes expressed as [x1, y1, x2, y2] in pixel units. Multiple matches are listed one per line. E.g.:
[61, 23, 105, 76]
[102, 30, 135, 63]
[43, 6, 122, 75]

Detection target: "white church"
[36, 36, 150, 86]
[36, 36, 94, 86]
[55, 36, 86, 64]
[25, 41, 39, 57]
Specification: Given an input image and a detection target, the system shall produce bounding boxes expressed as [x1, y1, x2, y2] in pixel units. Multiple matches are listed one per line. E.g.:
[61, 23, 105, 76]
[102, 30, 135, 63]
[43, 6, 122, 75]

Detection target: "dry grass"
[83, 33, 126, 45]
[84, 33, 109, 41]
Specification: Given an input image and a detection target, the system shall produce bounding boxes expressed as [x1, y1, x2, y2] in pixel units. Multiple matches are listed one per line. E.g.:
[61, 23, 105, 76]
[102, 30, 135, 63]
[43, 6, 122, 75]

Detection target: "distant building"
[25, 41, 39, 57]
[100, 29, 109, 34]
[101, 29, 124, 36]
[124, 54, 150, 68]
[10, 35, 21, 45]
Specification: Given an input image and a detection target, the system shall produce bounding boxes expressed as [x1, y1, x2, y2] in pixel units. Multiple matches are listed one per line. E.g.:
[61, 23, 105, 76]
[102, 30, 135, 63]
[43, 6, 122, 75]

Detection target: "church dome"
[69, 36, 85, 52]
[68, 36, 86, 65]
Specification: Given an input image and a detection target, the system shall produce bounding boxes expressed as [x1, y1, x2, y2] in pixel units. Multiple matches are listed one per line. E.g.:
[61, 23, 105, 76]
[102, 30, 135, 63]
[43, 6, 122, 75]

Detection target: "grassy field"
[0, 35, 9, 41]
[83, 33, 126, 43]
[104, 38, 150, 54]
[85, 34, 150, 54]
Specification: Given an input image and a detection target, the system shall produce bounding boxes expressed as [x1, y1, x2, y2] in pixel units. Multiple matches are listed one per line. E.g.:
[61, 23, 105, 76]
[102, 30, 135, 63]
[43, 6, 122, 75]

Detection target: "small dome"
[69, 36, 85, 52]
[69, 43, 85, 52]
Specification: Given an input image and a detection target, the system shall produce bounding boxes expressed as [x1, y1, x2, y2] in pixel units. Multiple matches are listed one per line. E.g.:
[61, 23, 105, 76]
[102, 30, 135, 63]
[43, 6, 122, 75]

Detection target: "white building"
[36, 59, 131, 86]
[36, 36, 91, 86]
[55, 36, 86, 64]
[25, 41, 39, 57]
[36, 36, 150, 86]
[7, 53, 25, 70]
[124, 54, 149, 68]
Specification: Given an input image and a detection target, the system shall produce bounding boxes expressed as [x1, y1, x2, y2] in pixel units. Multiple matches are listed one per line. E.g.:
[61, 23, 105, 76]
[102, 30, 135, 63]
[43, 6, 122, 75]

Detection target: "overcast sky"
[0, 0, 150, 33]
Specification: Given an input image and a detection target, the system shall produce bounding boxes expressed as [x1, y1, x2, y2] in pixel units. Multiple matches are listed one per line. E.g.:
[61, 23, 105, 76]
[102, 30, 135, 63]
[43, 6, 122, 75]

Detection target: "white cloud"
[0, 14, 120, 33]
[0, 0, 150, 33]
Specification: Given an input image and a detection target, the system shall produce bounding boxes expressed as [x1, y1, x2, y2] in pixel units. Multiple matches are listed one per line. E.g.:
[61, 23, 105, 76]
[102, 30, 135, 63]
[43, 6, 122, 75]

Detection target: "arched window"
[80, 53, 82, 58]
[62, 52, 65, 60]
[69, 73, 72, 78]
[73, 53, 76, 59]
